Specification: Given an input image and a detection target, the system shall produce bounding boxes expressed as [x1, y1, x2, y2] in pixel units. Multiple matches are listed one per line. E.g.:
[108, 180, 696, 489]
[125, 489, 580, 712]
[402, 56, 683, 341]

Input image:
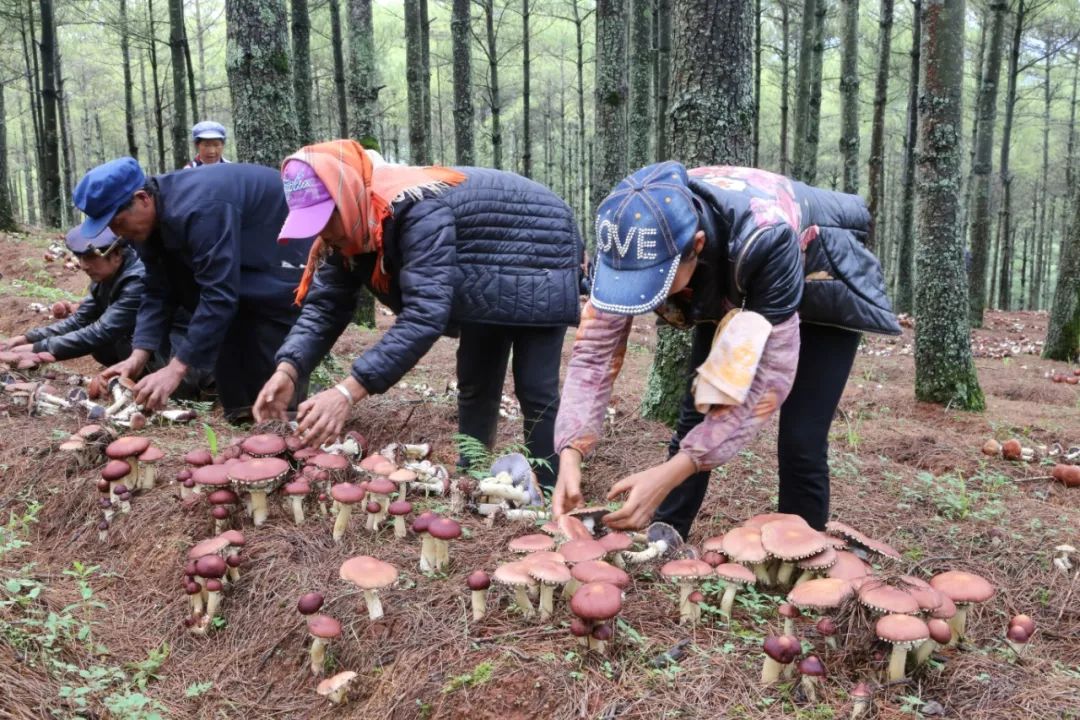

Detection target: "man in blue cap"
[0, 226, 170, 368]
[184, 121, 230, 169]
[72, 156, 314, 420]
[552, 162, 900, 537]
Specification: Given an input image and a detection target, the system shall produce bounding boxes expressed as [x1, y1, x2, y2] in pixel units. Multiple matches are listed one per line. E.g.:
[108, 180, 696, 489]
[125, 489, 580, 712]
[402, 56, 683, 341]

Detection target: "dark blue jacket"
[27, 247, 144, 366]
[131, 163, 313, 371]
[276, 168, 583, 394]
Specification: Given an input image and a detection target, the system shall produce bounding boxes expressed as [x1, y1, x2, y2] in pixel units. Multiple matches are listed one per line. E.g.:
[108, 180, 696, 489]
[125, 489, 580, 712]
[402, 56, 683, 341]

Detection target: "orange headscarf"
[286, 139, 466, 303]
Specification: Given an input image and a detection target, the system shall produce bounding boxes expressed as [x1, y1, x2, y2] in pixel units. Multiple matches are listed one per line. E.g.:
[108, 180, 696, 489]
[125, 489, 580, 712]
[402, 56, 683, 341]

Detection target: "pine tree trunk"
[914, 0, 984, 410]
[183, 19, 199, 124]
[779, 0, 791, 175]
[641, 0, 753, 426]
[1066, 48, 1078, 189]
[329, 0, 349, 138]
[573, 1, 591, 238]
[38, 0, 62, 228]
[55, 51, 75, 224]
[894, 0, 920, 315]
[482, 0, 503, 169]
[1044, 183, 1080, 360]
[168, 0, 189, 169]
[866, 0, 894, 250]
[753, 0, 762, 166]
[959, 6, 986, 247]
[18, 99, 36, 226]
[965, 0, 1007, 327]
[23, 1, 45, 208]
[225, 0, 301, 166]
[420, 0, 432, 154]
[802, 0, 827, 183]
[292, 0, 313, 144]
[654, 0, 671, 161]
[194, 0, 209, 114]
[592, 0, 627, 215]
[404, 0, 429, 164]
[839, 0, 860, 194]
[996, 0, 1024, 310]
[628, 0, 652, 169]
[792, 0, 816, 179]
[1030, 46, 1051, 309]
[0, 84, 16, 232]
[347, 0, 379, 145]
[451, 0, 474, 164]
[120, 0, 139, 159]
[148, 0, 167, 173]
[521, 0, 533, 176]
[139, 48, 155, 173]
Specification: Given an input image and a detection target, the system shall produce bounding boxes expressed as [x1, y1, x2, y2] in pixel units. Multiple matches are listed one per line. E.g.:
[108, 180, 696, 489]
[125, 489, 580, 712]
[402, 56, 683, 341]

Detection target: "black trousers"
[653, 321, 861, 538]
[456, 324, 566, 489]
[214, 298, 308, 422]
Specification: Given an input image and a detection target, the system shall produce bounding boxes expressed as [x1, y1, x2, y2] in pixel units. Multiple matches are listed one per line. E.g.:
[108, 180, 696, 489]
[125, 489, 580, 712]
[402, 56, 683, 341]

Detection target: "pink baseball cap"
[278, 159, 335, 242]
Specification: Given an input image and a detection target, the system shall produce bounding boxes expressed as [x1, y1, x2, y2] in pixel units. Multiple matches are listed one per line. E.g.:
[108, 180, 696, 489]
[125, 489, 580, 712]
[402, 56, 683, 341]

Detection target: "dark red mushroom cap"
[312, 453, 351, 471]
[1010, 614, 1035, 636]
[105, 436, 151, 460]
[241, 434, 287, 457]
[1006, 624, 1029, 643]
[779, 603, 802, 619]
[412, 514, 433, 534]
[227, 457, 290, 487]
[297, 592, 325, 615]
[366, 478, 396, 496]
[366, 500, 382, 514]
[388, 500, 413, 516]
[569, 582, 623, 621]
[208, 489, 239, 505]
[113, 484, 129, 495]
[211, 506, 231, 520]
[591, 623, 614, 641]
[569, 618, 590, 637]
[428, 518, 462, 541]
[194, 555, 227, 579]
[762, 634, 801, 664]
[927, 618, 952, 645]
[185, 582, 201, 595]
[688, 590, 705, 604]
[96, 479, 110, 493]
[284, 481, 311, 496]
[184, 449, 213, 467]
[308, 614, 342, 639]
[702, 551, 725, 567]
[467, 570, 490, 591]
[176, 469, 192, 482]
[138, 446, 164, 463]
[192, 464, 232, 488]
[225, 554, 243, 568]
[98, 498, 112, 509]
[97, 519, 109, 531]
[101, 460, 131, 481]
[816, 617, 837, 637]
[205, 578, 223, 592]
[798, 655, 826, 677]
[184, 561, 197, 576]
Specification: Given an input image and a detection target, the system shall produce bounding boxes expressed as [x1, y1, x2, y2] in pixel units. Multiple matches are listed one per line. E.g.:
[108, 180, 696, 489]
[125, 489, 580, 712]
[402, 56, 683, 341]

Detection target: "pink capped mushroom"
[307, 614, 342, 676]
[467, 570, 490, 621]
[330, 483, 365, 542]
[340, 556, 398, 620]
[388, 500, 413, 538]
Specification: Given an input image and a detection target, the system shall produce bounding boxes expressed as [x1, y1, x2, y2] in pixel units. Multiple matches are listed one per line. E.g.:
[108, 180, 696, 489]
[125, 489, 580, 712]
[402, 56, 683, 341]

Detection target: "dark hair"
[114, 180, 158, 215]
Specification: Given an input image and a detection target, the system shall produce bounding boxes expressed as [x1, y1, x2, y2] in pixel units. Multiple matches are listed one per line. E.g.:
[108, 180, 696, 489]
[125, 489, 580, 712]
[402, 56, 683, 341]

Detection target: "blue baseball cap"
[73, 157, 146, 238]
[65, 224, 120, 255]
[192, 120, 227, 142]
[590, 161, 700, 315]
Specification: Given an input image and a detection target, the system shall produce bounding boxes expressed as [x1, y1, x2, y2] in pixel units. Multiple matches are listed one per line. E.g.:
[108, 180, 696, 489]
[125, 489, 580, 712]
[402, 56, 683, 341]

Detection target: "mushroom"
[761, 519, 829, 586]
[227, 457, 290, 526]
[283, 480, 311, 525]
[176, 470, 194, 501]
[388, 468, 417, 499]
[297, 592, 325, 615]
[191, 464, 232, 499]
[778, 603, 802, 637]
[358, 453, 389, 475]
[714, 563, 755, 619]
[412, 512, 436, 572]
[786, 578, 854, 616]
[114, 484, 132, 513]
[241, 433, 287, 458]
[569, 560, 629, 602]
[928, 570, 995, 645]
[914, 617, 953, 665]
[722, 526, 771, 584]
[467, 570, 490, 621]
[340, 556, 398, 620]
[795, 546, 838, 585]
[825, 521, 901, 561]
[760, 634, 801, 684]
[193, 554, 228, 632]
[597, 532, 633, 569]
[136, 445, 164, 491]
[330, 483, 366, 542]
[591, 622, 615, 653]
[105, 436, 151, 489]
[857, 580, 921, 616]
[388, 500, 413, 539]
[100, 459, 131, 505]
[569, 582, 623, 654]
[816, 617, 838, 650]
[427, 517, 461, 572]
[508, 534, 556, 554]
[1001, 438, 1023, 460]
[850, 682, 872, 719]
[876, 613, 929, 682]
[207, 489, 239, 534]
[981, 438, 1002, 456]
[798, 655, 826, 702]
[364, 477, 397, 531]
[307, 614, 342, 676]
[316, 670, 358, 705]
[569, 617, 591, 647]
[494, 561, 537, 618]
[826, 550, 873, 582]
[660, 559, 714, 624]
[527, 560, 572, 621]
[1005, 622, 1030, 657]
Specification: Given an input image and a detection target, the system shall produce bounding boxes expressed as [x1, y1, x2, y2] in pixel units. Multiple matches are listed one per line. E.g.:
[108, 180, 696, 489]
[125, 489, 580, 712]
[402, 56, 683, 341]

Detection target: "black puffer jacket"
[276, 168, 583, 394]
[659, 165, 900, 335]
[27, 247, 144, 366]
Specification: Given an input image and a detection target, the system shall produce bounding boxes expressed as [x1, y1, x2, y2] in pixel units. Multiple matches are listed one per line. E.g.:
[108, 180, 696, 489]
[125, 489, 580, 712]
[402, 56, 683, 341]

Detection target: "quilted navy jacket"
[275, 168, 583, 394]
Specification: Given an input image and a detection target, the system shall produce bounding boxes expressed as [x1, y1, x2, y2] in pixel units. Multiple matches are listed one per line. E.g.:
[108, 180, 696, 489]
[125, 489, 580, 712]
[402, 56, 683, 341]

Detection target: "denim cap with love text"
[590, 161, 699, 315]
[277, 159, 335, 243]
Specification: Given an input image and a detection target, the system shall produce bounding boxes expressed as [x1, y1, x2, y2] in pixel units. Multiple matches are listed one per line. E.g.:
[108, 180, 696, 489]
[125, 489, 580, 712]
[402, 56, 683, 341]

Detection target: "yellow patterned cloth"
[692, 309, 772, 413]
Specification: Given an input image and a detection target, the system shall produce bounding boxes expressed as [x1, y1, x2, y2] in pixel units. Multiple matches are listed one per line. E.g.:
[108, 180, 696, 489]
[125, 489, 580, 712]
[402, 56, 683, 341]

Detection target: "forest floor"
[0, 225, 1078, 720]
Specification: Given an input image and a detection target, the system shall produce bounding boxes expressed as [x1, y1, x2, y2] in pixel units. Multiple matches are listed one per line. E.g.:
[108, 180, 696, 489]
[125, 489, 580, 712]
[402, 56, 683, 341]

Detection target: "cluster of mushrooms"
[1048, 368, 1080, 384]
[981, 437, 1080, 487]
[93, 434, 164, 541]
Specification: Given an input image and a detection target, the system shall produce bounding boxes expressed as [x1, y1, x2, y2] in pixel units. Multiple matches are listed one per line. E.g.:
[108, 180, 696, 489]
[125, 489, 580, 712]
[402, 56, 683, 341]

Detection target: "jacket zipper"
[733, 225, 773, 296]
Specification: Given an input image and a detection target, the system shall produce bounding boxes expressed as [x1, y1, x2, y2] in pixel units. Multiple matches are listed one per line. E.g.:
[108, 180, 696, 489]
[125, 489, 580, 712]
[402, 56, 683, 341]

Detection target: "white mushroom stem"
[250, 491, 269, 526]
[450, 481, 466, 514]
[677, 583, 694, 624]
[290, 496, 306, 525]
[538, 584, 558, 621]
[477, 480, 532, 505]
[214, 514, 229, 535]
[393, 515, 407, 539]
[205, 587, 222, 622]
[419, 534, 434, 572]
[851, 692, 871, 720]
[140, 463, 156, 490]
[752, 563, 771, 585]
[374, 494, 389, 528]
[783, 617, 796, 638]
[610, 552, 627, 570]
[720, 584, 739, 618]
[98, 525, 109, 542]
[794, 570, 816, 586]
[622, 541, 667, 564]
[512, 585, 535, 617]
[913, 639, 937, 665]
[226, 549, 241, 582]
[776, 561, 796, 586]
[761, 657, 784, 684]
[947, 604, 970, 646]
[309, 637, 329, 675]
[326, 685, 350, 705]
[190, 589, 204, 617]
[887, 643, 909, 682]
[563, 577, 581, 599]
[801, 675, 820, 703]
[433, 538, 450, 572]
[414, 478, 447, 496]
[471, 590, 487, 621]
[332, 505, 353, 542]
[118, 496, 131, 514]
[362, 589, 384, 621]
[180, 484, 193, 501]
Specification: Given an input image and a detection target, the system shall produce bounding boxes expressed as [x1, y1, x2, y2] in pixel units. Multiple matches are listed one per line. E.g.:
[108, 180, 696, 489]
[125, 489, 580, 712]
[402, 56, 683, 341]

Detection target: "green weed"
[442, 660, 495, 693]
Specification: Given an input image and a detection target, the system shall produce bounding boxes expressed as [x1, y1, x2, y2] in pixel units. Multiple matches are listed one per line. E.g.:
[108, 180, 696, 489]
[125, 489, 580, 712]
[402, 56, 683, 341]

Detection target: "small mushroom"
[778, 603, 802, 637]
[914, 617, 953, 664]
[388, 500, 413, 538]
[722, 526, 771, 584]
[388, 468, 417, 499]
[412, 512, 436, 572]
[227, 457, 290, 526]
[493, 561, 537, 617]
[136, 445, 164, 490]
[467, 570, 490, 621]
[105, 436, 150, 490]
[340, 556, 398, 620]
[364, 477, 397, 530]
[660, 559, 713, 625]
[427, 517, 461, 572]
[797, 655, 826, 703]
[569, 582, 623, 654]
[760, 634, 801, 684]
[714, 563, 755, 619]
[816, 616, 838, 650]
[850, 682, 872, 719]
[876, 614, 929, 682]
[928, 570, 995, 645]
[193, 555, 228, 632]
[1005, 622, 1030, 657]
[297, 592, 325, 615]
[330, 483, 365, 542]
[760, 519, 829, 586]
[1001, 438, 1023, 461]
[527, 560, 572, 621]
[307, 614, 342, 676]
[283, 480, 311, 525]
[316, 670, 358, 705]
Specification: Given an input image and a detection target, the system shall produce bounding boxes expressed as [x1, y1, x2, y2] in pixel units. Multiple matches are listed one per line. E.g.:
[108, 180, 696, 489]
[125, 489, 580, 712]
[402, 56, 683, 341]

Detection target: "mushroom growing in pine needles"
[494, 561, 537, 618]
[297, 592, 325, 615]
[307, 614, 341, 676]
[660, 559, 713, 625]
[413, 512, 436, 572]
[914, 617, 953, 665]
[850, 682, 872, 720]
[714, 563, 755, 619]
[569, 582, 623, 654]
[283, 480, 311, 525]
[528, 560, 572, 621]
[760, 634, 801, 684]
[760, 519, 829, 587]
[779, 603, 802, 637]
[330, 483, 365, 542]
[928, 570, 995, 645]
[388, 500, 413, 539]
[228, 457, 290, 526]
[340, 556, 398, 621]
[876, 614, 929, 682]
[467, 570, 490, 621]
[427, 517, 462, 572]
[798, 655, 826, 703]
[816, 617, 838, 650]
[317, 670, 358, 705]
[1006, 614, 1035, 657]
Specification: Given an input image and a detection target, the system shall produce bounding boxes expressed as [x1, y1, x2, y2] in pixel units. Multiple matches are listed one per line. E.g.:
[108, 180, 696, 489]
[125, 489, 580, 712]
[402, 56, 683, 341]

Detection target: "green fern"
[202, 424, 218, 456]
[453, 433, 552, 480]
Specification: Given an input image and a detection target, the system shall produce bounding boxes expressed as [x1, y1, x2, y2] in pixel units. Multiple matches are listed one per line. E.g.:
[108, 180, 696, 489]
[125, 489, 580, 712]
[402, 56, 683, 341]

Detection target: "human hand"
[133, 359, 187, 411]
[295, 388, 352, 449]
[552, 448, 585, 516]
[603, 454, 697, 531]
[102, 349, 151, 381]
[253, 367, 296, 422]
[8, 343, 34, 354]
[1, 335, 28, 351]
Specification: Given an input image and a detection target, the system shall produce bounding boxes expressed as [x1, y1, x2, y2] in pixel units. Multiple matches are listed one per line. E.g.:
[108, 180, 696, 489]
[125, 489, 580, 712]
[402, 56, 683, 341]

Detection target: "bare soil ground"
[1, 226, 1078, 720]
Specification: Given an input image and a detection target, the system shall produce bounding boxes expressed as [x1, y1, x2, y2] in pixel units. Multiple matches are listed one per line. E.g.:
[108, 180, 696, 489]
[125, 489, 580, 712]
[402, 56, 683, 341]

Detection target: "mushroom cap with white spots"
[331, 482, 366, 504]
[798, 547, 838, 571]
[857, 580, 921, 615]
[714, 562, 756, 585]
[228, 457, 290, 491]
[558, 539, 607, 564]
[722, 527, 768, 564]
[825, 521, 901, 560]
[493, 561, 537, 588]
[660, 558, 713, 582]
[528, 560, 572, 585]
[826, 550, 872, 580]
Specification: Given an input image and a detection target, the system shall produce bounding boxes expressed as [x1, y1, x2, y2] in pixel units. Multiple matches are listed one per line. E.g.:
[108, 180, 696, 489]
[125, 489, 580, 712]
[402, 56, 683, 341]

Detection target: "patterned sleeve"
[678, 313, 802, 471]
[554, 301, 634, 458]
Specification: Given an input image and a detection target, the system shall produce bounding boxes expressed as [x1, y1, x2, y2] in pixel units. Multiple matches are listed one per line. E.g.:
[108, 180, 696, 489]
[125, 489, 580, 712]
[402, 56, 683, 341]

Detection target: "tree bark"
[779, 0, 791, 174]
[839, 0, 860, 194]
[480, 0, 503, 169]
[592, 0, 628, 216]
[347, 0, 380, 145]
[194, 0, 209, 115]
[960, 5, 986, 248]
[914, 0, 984, 410]
[1043, 183, 1080, 360]
[18, 95, 36, 226]
[641, 0, 754, 426]
[329, 0, 349, 139]
[0, 85, 16, 232]
[1030, 44, 1052, 309]
[1067, 47, 1078, 189]
[148, 0, 167, 173]
[894, 0, 920, 315]
[168, 0, 190, 169]
[866, 0, 895, 250]
[753, 0, 762, 166]
[522, 0, 533, 176]
[792, 0, 817, 180]
[420, 0, 432, 153]
[292, 0, 314, 144]
[183, 16, 199, 124]
[38, 0, 63, 228]
[654, 0, 671, 161]
[451, 0, 474, 164]
[55, 50, 75, 224]
[965, 0, 1007, 327]
[119, 0, 139, 159]
[996, 0, 1025, 310]
[405, 0, 430, 164]
[23, 0, 45, 205]
[572, 1, 592, 236]
[628, 0, 652, 169]
[225, 0, 301, 166]
[139, 47, 154, 172]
